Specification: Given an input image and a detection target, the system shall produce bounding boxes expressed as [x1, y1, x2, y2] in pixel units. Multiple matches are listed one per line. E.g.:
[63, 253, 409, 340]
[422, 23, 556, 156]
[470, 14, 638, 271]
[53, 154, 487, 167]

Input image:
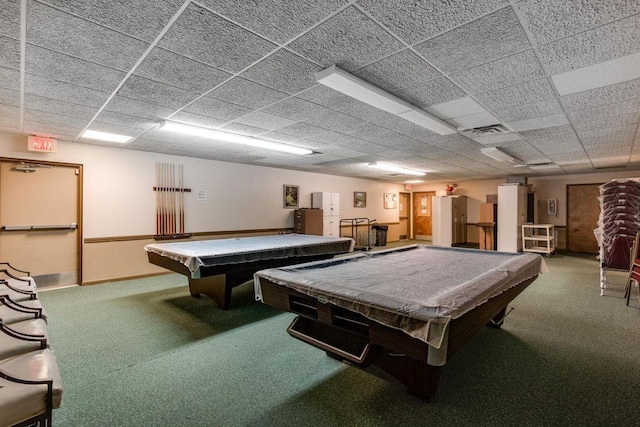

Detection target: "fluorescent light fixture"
[159, 121, 313, 155]
[480, 147, 522, 164]
[405, 180, 424, 183]
[368, 162, 426, 176]
[81, 130, 132, 143]
[315, 65, 457, 135]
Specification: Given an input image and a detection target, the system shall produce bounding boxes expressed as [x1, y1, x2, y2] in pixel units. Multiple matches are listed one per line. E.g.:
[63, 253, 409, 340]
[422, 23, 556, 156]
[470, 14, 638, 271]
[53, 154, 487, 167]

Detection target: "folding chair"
[624, 233, 640, 307]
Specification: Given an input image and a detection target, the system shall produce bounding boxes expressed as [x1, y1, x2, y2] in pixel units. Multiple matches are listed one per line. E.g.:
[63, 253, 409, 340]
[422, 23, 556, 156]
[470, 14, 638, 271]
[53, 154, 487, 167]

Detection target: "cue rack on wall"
[153, 162, 192, 240]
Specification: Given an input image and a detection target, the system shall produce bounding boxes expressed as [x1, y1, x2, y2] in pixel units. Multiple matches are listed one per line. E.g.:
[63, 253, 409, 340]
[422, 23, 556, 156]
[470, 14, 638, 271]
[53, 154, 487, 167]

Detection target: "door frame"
[399, 191, 411, 240]
[412, 191, 435, 240]
[0, 156, 84, 285]
[565, 182, 602, 253]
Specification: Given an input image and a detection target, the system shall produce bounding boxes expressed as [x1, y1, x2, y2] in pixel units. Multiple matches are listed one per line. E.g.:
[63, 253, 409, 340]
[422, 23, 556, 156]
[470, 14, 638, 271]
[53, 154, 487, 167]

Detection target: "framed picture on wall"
[384, 193, 397, 209]
[283, 185, 299, 209]
[354, 191, 366, 208]
[548, 198, 557, 216]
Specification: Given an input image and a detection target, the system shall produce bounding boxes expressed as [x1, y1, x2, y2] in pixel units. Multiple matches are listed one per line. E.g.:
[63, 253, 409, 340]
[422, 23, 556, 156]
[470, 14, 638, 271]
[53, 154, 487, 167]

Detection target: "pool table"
[145, 234, 354, 309]
[254, 245, 546, 400]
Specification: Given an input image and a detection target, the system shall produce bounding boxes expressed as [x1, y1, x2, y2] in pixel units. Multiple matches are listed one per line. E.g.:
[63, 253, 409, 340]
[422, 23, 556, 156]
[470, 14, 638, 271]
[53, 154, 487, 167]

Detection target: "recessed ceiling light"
[159, 121, 313, 155]
[480, 147, 522, 164]
[81, 130, 132, 143]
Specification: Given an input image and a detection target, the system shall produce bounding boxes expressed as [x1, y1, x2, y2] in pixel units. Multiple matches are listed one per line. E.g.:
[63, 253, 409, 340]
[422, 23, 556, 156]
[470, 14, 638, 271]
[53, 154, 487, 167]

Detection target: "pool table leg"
[374, 353, 442, 401]
[188, 275, 232, 310]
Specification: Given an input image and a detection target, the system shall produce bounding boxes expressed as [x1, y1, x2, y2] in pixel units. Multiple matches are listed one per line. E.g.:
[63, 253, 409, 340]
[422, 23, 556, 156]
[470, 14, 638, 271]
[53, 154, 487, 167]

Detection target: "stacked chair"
[595, 179, 640, 300]
[0, 262, 63, 426]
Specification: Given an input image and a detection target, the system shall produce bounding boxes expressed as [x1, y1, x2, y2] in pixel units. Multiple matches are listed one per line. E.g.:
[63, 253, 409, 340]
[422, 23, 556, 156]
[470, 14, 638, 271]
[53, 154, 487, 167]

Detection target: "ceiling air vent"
[460, 124, 511, 137]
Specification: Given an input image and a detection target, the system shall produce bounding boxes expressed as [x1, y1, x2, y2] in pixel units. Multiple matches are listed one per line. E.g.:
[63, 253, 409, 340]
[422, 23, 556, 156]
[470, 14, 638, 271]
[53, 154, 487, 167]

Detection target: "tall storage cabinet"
[497, 184, 528, 252]
[312, 192, 340, 237]
[432, 195, 467, 247]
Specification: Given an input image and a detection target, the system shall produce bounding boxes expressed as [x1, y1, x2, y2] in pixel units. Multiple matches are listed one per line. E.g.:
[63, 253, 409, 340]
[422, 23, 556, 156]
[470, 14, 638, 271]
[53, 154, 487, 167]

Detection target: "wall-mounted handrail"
[1, 223, 77, 231]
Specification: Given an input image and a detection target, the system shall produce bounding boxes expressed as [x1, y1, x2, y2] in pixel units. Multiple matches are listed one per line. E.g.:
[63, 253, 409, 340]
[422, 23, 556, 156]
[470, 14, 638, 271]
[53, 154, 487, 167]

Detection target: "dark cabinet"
[294, 209, 323, 235]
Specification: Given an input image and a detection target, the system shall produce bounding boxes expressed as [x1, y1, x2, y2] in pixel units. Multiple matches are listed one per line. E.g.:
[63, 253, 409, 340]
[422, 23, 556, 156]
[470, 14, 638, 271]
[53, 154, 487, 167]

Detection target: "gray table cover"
[254, 245, 546, 348]
[145, 234, 355, 276]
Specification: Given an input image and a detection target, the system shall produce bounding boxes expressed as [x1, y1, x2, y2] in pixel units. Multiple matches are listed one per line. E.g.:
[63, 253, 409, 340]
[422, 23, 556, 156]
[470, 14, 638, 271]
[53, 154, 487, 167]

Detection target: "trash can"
[372, 224, 388, 246]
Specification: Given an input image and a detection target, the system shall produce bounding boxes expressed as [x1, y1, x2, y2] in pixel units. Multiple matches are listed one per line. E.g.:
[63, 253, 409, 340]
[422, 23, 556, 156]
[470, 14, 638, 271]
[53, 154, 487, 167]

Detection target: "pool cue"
[155, 162, 160, 236]
[179, 164, 184, 234]
[171, 163, 175, 235]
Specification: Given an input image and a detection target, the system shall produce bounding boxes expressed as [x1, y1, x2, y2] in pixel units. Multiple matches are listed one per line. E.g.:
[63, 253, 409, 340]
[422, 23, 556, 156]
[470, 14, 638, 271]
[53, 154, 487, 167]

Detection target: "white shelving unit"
[522, 224, 555, 256]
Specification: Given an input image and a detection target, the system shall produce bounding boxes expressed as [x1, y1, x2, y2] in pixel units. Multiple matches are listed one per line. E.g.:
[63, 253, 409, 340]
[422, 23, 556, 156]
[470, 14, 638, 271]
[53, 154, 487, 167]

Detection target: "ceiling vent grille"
[460, 124, 511, 137]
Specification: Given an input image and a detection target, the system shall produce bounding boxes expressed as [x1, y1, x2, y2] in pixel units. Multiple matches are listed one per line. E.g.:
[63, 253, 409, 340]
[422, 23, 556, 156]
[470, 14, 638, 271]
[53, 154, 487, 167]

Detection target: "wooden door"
[413, 191, 435, 240]
[0, 159, 82, 286]
[399, 192, 409, 240]
[567, 184, 601, 253]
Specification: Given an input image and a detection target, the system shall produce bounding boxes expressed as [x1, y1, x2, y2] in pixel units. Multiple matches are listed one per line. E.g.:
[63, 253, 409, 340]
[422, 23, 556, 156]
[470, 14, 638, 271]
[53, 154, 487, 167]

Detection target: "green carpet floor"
[37, 249, 640, 426]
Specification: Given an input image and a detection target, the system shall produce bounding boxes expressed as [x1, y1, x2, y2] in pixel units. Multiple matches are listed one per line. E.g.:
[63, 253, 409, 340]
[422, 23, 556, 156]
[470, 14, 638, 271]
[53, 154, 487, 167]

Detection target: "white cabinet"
[497, 184, 528, 252]
[432, 196, 467, 247]
[312, 192, 340, 236]
[522, 224, 555, 255]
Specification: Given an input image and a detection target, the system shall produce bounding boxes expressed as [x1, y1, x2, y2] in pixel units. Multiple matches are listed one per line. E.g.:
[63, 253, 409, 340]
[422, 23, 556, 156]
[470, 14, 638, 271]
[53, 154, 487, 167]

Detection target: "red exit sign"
[28, 135, 57, 153]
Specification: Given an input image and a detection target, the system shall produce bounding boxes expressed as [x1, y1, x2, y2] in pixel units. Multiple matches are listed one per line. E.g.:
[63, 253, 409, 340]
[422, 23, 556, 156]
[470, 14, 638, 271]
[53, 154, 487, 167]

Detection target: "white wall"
[0, 133, 404, 238]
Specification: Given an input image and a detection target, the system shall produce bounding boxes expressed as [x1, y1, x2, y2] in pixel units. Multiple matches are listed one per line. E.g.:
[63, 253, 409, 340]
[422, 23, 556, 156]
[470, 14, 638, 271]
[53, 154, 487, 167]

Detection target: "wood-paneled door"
[0, 159, 82, 287]
[413, 191, 435, 240]
[399, 192, 409, 240]
[567, 183, 601, 253]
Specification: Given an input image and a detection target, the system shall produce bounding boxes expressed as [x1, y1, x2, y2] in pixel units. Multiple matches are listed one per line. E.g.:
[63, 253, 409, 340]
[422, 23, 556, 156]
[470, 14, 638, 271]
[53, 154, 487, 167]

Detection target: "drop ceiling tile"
[262, 97, 331, 122]
[394, 77, 466, 109]
[26, 45, 126, 92]
[24, 94, 97, 119]
[93, 111, 157, 131]
[288, 6, 404, 71]
[118, 75, 199, 109]
[240, 49, 323, 94]
[218, 122, 267, 136]
[23, 109, 88, 129]
[40, 0, 185, 42]
[304, 110, 366, 134]
[573, 114, 638, 134]
[506, 113, 569, 132]
[567, 99, 639, 123]
[104, 95, 176, 121]
[561, 78, 640, 111]
[23, 120, 81, 137]
[577, 124, 636, 141]
[0, 36, 20, 70]
[207, 78, 289, 109]
[232, 111, 297, 131]
[25, 74, 110, 108]
[134, 47, 232, 94]
[0, 88, 20, 107]
[0, 105, 20, 119]
[353, 49, 441, 93]
[515, 0, 640, 46]
[475, 78, 556, 110]
[296, 85, 363, 111]
[183, 95, 253, 121]
[0, 67, 20, 91]
[0, 0, 19, 39]
[415, 7, 530, 73]
[494, 98, 563, 122]
[158, 3, 277, 73]
[358, 0, 508, 45]
[450, 50, 544, 94]
[168, 111, 226, 129]
[519, 124, 576, 140]
[198, 0, 346, 44]
[539, 15, 640, 76]
[27, 2, 149, 71]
